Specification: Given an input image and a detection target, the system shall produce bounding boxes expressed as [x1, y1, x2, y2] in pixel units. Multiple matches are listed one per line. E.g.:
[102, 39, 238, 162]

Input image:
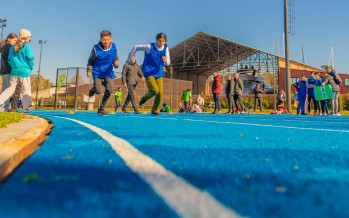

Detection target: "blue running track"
[1, 110, 349, 218]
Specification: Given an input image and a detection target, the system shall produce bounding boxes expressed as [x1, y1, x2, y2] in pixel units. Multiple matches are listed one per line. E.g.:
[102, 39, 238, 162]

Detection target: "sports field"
[1, 111, 349, 218]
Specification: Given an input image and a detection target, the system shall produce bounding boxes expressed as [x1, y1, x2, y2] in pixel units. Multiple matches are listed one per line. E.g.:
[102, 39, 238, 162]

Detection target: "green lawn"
[0, 112, 27, 128]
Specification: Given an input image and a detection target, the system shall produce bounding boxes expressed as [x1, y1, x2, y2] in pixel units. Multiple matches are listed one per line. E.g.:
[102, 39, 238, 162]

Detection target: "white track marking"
[54, 116, 240, 218]
[134, 116, 349, 133]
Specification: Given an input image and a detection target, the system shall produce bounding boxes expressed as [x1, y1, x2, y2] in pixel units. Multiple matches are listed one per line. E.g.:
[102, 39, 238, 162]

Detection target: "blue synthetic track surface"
[1, 110, 349, 218]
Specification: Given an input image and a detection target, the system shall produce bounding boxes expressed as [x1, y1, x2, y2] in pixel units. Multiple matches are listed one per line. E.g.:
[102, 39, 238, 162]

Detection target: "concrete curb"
[0, 116, 54, 182]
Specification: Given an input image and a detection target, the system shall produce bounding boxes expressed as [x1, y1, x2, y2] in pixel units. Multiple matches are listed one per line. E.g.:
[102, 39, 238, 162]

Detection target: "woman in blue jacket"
[0, 29, 34, 114]
[128, 33, 170, 116]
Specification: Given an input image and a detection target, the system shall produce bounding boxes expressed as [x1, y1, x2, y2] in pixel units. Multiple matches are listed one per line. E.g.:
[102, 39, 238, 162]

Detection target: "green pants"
[144, 76, 163, 112]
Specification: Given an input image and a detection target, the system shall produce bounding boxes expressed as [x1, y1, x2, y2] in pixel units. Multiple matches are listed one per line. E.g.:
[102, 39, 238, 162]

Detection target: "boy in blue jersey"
[128, 33, 170, 116]
[307, 71, 318, 115]
[292, 75, 308, 115]
[87, 30, 119, 116]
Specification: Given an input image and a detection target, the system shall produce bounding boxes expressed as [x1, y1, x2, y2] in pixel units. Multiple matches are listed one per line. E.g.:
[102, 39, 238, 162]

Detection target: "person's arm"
[87, 47, 96, 77]
[239, 79, 244, 91]
[321, 77, 329, 86]
[335, 74, 342, 85]
[164, 47, 171, 66]
[25, 45, 35, 70]
[128, 44, 151, 61]
[113, 53, 119, 68]
[137, 65, 144, 80]
[122, 64, 127, 88]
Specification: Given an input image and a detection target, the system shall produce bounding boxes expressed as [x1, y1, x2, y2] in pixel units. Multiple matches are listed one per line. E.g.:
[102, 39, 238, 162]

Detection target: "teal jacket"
[8, 43, 34, 78]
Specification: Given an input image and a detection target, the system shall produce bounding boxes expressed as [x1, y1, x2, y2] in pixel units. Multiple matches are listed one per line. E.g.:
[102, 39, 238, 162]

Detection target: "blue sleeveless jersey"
[92, 43, 117, 79]
[142, 43, 167, 78]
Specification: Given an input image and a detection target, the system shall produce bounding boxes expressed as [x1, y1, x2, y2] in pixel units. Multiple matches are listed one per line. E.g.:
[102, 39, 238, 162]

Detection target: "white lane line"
[133, 116, 349, 133]
[54, 116, 240, 218]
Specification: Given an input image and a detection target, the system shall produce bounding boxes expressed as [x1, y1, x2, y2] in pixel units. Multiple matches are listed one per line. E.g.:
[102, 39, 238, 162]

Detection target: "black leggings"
[254, 97, 262, 112]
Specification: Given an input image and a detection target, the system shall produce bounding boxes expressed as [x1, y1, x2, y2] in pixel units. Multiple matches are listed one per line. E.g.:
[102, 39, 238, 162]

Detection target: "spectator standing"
[225, 74, 235, 114]
[233, 72, 245, 114]
[211, 71, 221, 114]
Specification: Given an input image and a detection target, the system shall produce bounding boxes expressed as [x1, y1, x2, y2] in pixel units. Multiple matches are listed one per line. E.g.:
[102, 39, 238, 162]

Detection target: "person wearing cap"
[0, 29, 34, 114]
[87, 30, 119, 116]
[0, 33, 23, 112]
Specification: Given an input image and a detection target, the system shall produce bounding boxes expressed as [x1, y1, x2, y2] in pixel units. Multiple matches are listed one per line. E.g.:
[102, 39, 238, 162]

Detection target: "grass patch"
[0, 112, 27, 128]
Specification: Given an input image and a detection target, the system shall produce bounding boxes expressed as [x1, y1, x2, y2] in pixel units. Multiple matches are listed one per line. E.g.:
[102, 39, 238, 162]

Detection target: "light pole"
[0, 17, 6, 40]
[35, 39, 47, 109]
[284, 0, 292, 112]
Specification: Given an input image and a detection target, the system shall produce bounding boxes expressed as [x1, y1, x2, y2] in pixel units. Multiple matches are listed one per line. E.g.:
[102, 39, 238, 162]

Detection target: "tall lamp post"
[0, 17, 6, 40]
[35, 39, 47, 109]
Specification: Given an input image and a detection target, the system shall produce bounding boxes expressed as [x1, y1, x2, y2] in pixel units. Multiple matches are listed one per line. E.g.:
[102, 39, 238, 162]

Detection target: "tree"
[31, 74, 54, 93]
[321, 65, 332, 71]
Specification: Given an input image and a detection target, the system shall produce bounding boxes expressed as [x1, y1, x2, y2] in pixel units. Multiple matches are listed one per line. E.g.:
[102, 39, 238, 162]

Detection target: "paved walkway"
[0, 116, 53, 181]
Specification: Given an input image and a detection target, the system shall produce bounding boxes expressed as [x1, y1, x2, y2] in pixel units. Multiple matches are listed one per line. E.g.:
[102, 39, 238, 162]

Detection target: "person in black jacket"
[121, 55, 144, 114]
[253, 83, 263, 114]
[225, 74, 235, 114]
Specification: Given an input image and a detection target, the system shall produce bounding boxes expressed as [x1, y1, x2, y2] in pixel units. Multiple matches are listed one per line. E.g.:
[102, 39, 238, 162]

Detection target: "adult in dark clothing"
[253, 83, 263, 113]
[0, 33, 22, 112]
[233, 73, 245, 113]
[211, 71, 221, 114]
[225, 74, 235, 114]
[307, 71, 318, 114]
[121, 55, 144, 114]
[322, 67, 342, 116]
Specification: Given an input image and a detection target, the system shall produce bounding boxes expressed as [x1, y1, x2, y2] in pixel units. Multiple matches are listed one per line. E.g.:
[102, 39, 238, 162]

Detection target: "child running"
[128, 33, 170, 116]
[0, 29, 34, 114]
[87, 30, 119, 116]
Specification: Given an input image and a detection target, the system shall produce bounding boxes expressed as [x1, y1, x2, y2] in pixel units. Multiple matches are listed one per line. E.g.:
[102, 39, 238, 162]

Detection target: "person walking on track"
[121, 55, 144, 114]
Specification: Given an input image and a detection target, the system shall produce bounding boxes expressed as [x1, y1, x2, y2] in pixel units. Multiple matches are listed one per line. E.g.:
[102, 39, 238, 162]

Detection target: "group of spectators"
[292, 66, 342, 116]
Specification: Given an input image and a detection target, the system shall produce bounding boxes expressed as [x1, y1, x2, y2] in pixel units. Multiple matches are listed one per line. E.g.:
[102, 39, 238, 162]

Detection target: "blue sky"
[2, 0, 348, 82]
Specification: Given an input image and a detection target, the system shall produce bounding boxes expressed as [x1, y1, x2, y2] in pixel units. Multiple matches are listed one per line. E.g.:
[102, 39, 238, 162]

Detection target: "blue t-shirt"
[92, 43, 117, 79]
[307, 76, 316, 97]
[142, 43, 167, 78]
[294, 81, 307, 100]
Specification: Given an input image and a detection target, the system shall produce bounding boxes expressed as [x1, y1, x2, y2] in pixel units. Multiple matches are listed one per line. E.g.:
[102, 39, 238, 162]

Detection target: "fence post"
[74, 67, 79, 110]
[54, 68, 59, 110]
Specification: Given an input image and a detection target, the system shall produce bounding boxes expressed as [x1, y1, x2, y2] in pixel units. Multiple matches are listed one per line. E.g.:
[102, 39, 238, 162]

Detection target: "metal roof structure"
[169, 32, 279, 77]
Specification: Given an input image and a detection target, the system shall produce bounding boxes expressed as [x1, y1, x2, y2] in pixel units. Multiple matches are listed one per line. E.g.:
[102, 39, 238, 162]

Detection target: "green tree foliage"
[31, 74, 53, 93]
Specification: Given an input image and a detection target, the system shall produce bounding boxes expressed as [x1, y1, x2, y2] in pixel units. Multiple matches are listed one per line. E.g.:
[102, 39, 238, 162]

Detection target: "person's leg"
[90, 78, 102, 96]
[217, 94, 221, 111]
[10, 80, 22, 111]
[227, 95, 232, 113]
[144, 76, 159, 101]
[129, 85, 138, 111]
[21, 77, 32, 112]
[0, 77, 18, 109]
[307, 96, 312, 113]
[152, 77, 163, 113]
[259, 98, 263, 113]
[1, 74, 11, 111]
[123, 88, 132, 109]
[300, 99, 305, 114]
[333, 92, 339, 114]
[312, 96, 318, 113]
[253, 97, 257, 112]
[212, 94, 217, 112]
[100, 78, 112, 110]
[238, 94, 245, 111]
[233, 94, 239, 112]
